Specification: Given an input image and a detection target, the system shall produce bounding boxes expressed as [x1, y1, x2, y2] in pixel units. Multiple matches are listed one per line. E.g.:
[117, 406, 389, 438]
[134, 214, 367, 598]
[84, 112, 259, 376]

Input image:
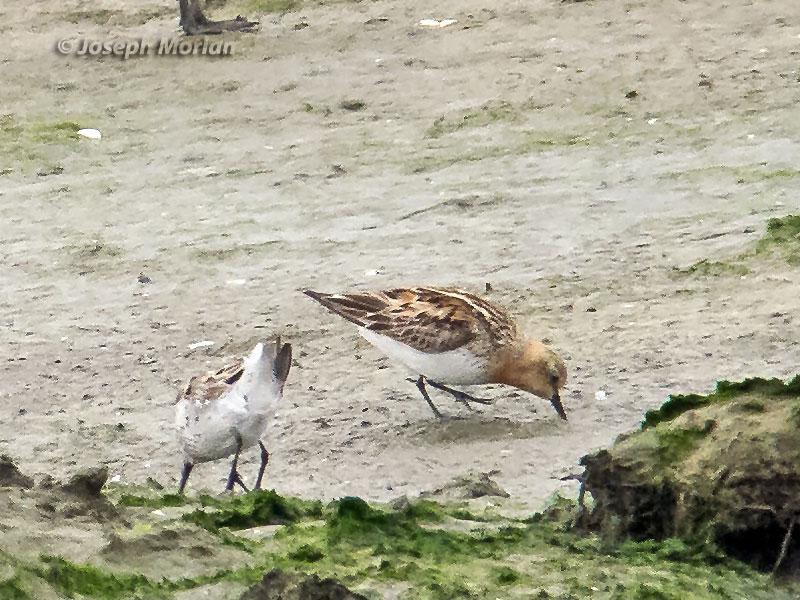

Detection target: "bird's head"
[490, 340, 568, 420]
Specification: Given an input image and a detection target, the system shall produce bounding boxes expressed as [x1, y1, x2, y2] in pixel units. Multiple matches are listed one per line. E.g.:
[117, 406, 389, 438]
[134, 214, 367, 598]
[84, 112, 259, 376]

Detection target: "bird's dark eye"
[550, 373, 560, 384]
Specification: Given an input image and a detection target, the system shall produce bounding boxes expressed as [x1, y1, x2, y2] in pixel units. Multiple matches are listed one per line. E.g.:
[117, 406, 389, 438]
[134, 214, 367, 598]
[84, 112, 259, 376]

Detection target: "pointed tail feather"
[272, 336, 292, 385]
[304, 289, 387, 327]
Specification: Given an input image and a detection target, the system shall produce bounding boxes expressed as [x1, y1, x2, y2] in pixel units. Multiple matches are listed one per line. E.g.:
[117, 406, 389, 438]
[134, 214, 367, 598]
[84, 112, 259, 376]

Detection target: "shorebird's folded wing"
[305, 288, 480, 353]
[175, 360, 243, 406]
[304, 290, 388, 327]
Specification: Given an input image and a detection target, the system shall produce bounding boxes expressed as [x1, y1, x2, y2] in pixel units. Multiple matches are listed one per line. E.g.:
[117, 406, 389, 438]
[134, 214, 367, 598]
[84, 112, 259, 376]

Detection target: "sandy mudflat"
[1, 0, 799, 511]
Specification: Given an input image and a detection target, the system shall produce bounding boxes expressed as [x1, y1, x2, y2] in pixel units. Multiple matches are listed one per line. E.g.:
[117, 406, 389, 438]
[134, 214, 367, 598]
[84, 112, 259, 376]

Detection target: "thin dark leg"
[409, 376, 443, 419]
[178, 461, 193, 494]
[225, 434, 249, 493]
[425, 379, 493, 406]
[233, 473, 249, 492]
[254, 441, 270, 490]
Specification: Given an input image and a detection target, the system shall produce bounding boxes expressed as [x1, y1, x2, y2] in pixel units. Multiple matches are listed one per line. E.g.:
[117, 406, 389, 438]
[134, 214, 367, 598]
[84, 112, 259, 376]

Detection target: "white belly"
[359, 328, 488, 385]
[176, 386, 277, 463]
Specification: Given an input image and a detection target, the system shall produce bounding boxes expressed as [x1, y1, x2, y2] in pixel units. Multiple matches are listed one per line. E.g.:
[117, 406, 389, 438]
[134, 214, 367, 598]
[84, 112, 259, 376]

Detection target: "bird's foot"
[409, 377, 445, 419]
[225, 470, 249, 493]
[425, 379, 493, 406]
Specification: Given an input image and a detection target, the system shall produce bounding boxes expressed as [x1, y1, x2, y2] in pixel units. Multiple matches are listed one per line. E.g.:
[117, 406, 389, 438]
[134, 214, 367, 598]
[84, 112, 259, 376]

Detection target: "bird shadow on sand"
[401, 415, 565, 444]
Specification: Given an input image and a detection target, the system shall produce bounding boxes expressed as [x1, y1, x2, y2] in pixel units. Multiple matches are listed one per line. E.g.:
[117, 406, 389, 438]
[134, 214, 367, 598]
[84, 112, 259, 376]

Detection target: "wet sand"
[1, 0, 799, 512]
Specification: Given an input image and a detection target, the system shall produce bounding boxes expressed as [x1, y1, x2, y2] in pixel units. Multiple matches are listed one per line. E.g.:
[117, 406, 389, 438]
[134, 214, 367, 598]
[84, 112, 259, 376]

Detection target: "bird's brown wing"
[175, 360, 243, 406]
[304, 287, 517, 353]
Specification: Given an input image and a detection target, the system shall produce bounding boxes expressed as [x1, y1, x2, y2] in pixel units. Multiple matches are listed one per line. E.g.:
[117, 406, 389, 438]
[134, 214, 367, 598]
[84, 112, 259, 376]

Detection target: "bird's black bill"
[550, 392, 568, 421]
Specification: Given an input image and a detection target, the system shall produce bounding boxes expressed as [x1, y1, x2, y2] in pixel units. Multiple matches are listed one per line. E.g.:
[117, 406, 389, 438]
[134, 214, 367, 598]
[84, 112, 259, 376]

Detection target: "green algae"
[755, 215, 800, 265]
[118, 494, 187, 509]
[0, 114, 88, 173]
[677, 215, 800, 277]
[38, 556, 170, 599]
[426, 101, 521, 139]
[652, 423, 713, 466]
[0, 578, 30, 600]
[182, 490, 323, 532]
[659, 164, 800, 184]
[675, 259, 750, 277]
[32, 121, 81, 144]
[3, 491, 796, 600]
[643, 376, 800, 429]
[490, 565, 520, 584]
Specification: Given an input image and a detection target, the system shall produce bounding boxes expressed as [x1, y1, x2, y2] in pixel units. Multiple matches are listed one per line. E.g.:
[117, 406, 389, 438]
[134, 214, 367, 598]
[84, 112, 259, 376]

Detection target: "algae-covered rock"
[579, 377, 800, 572]
[239, 568, 368, 600]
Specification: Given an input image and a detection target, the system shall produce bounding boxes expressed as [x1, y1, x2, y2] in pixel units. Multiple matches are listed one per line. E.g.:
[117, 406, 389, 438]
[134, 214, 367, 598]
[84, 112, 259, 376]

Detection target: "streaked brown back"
[304, 287, 517, 353]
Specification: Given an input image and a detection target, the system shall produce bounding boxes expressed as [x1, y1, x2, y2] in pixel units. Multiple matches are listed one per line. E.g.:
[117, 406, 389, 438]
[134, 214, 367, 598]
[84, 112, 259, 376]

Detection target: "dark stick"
[254, 441, 270, 490]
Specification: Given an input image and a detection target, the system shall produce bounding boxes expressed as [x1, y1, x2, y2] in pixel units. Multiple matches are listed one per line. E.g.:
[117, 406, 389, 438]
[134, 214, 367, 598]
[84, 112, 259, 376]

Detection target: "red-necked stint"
[304, 287, 567, 420]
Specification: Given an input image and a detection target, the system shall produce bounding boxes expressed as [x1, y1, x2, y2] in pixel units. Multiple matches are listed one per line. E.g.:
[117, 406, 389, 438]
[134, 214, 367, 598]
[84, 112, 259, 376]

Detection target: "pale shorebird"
[304, 287, 567, 420]
[175, 338, 292, 494]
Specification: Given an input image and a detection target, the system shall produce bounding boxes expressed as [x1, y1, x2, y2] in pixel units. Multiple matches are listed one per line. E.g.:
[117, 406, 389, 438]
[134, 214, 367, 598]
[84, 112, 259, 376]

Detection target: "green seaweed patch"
[675, 259, 750, 278]
[287, 544, 325, 563]
[0, 577, 30, 600]
[183, 490, 323, 532]
[2, 495, 798, 600]
[517, 131, 592, 151]
[33, 121, 81, 144]
[643, 377, 800, 429]
[491, 565, 519, 585]
[0, 114, 93, 172]
[117, 493, 187, 509]
[322, 496, 529, 565]
[35, 555, 262, 598]
[426, 101, 520, 139]
[407, 130, 591, 174]
[653, 423, 713, 466]
[739, 400, 766, 413]
[754, 214, 800, 265]
[38, 556, 170, 599]
[659, 164, 800, 184]
[611, 538, 737, 574]
[677, 214, 800, 276]
[447, 508, 491, 522]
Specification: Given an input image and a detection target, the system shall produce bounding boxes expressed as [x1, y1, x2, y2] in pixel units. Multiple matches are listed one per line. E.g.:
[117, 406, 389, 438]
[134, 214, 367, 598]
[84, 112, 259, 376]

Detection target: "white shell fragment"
[188, 340, 215, 350]
[595, 390, 607, 401]
[418, 19, 457, 28]
[77, 128, 102, 140]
